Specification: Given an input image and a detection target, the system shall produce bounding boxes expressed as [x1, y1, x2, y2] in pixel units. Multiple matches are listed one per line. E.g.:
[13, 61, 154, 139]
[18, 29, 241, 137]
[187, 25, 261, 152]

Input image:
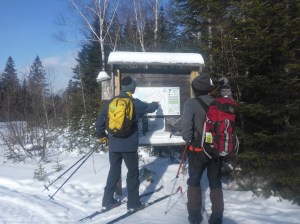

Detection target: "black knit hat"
[121, 76, 137, 92]
[191, 73, 212, 95]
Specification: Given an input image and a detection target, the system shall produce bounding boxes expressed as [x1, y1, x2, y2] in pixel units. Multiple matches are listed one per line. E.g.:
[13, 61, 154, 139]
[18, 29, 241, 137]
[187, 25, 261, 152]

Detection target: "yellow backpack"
[106, 97, 134, 138]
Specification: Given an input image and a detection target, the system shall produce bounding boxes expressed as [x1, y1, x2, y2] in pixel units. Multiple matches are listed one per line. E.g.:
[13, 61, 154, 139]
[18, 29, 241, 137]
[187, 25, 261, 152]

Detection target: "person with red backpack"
[181, 73, 224, 224]
[201, 77, 239, 159]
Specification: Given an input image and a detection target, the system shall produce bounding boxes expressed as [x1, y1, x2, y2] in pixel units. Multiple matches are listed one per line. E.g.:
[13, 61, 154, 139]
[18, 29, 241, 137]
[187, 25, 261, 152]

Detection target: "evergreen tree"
[2, 56, 19, 92]
[156, 5, 181, 52]
[28, 56, 48, 96]
[231, 0, 300, 202]
[175, 0, 300, 203]
[19, 78, 31, 118]
[69, 18, 102, 138]
[27, 56, 50, 129]
[144, 18, 155, 51]
[0, 56, 20, 120]
[174, 0, 234, 71]
[122, 16, 139, 51]
[157, 6, 170, 51]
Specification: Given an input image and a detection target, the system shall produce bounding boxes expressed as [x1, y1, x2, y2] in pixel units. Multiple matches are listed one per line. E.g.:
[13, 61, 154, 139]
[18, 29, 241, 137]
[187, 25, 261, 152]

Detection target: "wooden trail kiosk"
[100, 51, 205, 146]
[98, 51, 205, 194]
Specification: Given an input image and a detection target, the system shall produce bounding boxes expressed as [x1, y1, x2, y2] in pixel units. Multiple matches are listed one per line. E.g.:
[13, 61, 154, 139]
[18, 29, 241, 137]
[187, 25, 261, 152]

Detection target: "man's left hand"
[99, 137, 108, 145]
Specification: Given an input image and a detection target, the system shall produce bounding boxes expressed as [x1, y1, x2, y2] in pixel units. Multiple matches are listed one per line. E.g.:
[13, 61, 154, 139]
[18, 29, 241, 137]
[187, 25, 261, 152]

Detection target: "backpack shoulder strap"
[195, 97, 210, 112]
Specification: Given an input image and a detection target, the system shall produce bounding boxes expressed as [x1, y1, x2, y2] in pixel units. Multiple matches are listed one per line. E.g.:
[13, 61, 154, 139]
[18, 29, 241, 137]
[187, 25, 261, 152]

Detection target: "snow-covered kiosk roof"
[107, 51, 204, 69]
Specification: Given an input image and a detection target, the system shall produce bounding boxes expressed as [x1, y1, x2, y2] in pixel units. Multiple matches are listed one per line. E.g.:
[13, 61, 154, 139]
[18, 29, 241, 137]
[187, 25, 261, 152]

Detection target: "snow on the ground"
[0, 146, 300, 224]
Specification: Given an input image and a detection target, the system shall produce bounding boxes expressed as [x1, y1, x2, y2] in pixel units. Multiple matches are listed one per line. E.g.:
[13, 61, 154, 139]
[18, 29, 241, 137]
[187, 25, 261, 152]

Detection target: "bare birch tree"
[148, 0, 160, 49]
[131, 0, 162, 51]
[69, 0, 120, 70]
[132, 0, 147, 52]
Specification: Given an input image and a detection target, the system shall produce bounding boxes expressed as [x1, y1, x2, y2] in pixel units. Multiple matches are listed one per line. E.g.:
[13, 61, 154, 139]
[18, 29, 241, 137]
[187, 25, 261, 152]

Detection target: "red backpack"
[196, 97, 239, 158]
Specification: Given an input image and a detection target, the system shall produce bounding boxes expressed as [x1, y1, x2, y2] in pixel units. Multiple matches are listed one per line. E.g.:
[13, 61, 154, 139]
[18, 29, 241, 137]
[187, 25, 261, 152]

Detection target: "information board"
[133, 87, 180, 116]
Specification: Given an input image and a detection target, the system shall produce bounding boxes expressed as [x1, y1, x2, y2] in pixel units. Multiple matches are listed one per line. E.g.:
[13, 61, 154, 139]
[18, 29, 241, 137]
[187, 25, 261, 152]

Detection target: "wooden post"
[190, 70, 199, 97]
[114, 69, 121, 96]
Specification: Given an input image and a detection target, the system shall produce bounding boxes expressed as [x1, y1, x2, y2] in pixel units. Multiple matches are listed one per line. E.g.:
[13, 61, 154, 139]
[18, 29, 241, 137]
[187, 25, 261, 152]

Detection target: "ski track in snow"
[0, 180, 86, 223]
[0, 185, 57, 223]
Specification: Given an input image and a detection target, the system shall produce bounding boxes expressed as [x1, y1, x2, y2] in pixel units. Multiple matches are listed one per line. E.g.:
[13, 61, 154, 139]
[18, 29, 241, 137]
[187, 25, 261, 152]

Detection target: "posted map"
[133, 87, 180, 116]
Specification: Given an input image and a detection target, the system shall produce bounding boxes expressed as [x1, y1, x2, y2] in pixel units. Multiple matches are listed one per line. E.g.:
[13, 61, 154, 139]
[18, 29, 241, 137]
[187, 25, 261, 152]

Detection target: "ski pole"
[164, 143, 188, 214]
[43, 146, 96, 192]
[48, 143, 99, 200]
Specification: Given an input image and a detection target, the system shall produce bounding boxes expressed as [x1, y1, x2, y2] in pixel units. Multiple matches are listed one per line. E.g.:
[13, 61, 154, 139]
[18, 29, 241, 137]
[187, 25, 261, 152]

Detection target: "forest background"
[0, 0, 299, 205]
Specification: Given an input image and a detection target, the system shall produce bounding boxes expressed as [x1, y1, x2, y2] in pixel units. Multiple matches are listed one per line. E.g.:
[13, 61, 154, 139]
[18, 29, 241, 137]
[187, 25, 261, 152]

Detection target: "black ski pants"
[187, 151, 223, 188]
[102, 151, 140, 209]
[187, 151, 224, 224]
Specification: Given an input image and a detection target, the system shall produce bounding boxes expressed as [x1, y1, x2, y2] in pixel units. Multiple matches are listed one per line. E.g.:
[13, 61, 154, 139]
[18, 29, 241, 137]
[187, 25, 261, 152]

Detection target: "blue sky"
[0, 0, 79, 93]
